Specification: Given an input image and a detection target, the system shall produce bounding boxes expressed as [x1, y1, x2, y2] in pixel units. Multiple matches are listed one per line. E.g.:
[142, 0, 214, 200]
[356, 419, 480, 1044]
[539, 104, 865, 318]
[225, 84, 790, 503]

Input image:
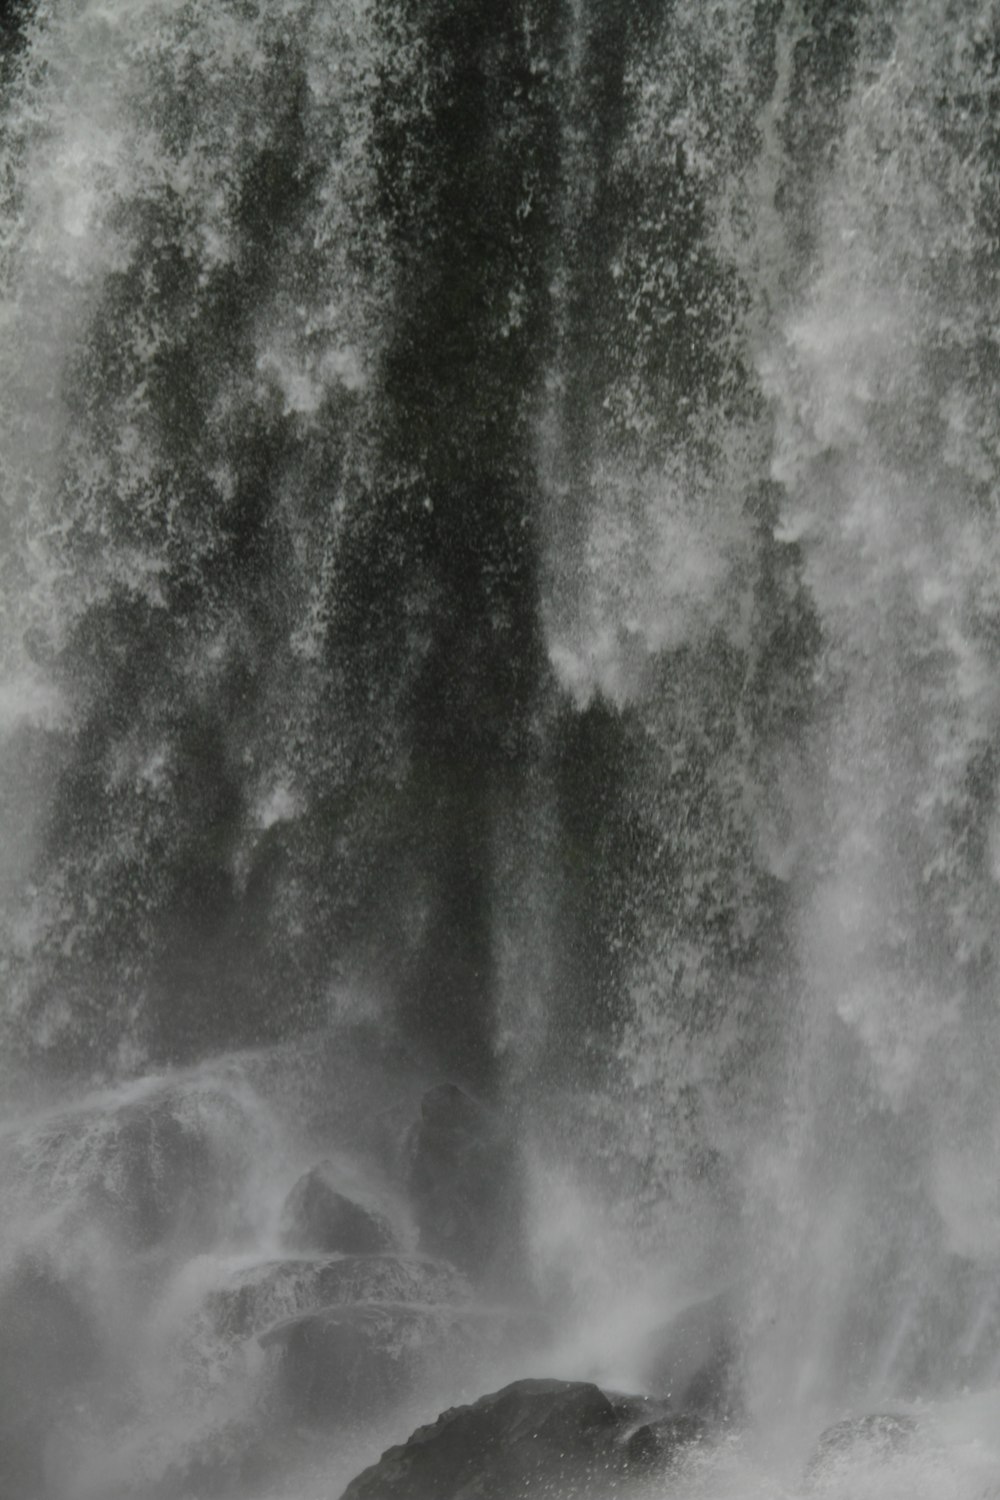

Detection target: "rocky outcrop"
[339, 1379, 622, 1499]
[407, 1084, 523, 1286]
[338, 1377, 704, 1499]
[278, 1164, 395, 1256]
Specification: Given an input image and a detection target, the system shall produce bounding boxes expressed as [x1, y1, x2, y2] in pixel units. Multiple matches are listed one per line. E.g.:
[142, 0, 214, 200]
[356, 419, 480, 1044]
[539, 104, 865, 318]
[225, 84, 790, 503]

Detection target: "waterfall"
[2, 1, 1000, 1496]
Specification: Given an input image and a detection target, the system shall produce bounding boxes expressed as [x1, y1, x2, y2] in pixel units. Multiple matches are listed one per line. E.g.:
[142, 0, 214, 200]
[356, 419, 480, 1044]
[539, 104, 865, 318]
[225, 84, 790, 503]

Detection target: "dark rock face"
[257, 1300, 530, 1428]
[805, 1411, 920, 1483]
[338, 1378, 632, 1500]
[256, 1287, 541, 1430]
[640, 1290, 741, 1418]
[407, 1083, 523, 1285]
[216, 1253, 481, 1429]
[625, 1412, 706, 1471]
[261, 1304, 435, 1424]
[278, 1164, 395, 1255]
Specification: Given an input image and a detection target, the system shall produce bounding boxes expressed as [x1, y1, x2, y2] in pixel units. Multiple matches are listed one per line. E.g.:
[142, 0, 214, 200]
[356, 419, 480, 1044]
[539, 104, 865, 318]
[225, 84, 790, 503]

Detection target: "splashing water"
[2, 0, 1000, 1496]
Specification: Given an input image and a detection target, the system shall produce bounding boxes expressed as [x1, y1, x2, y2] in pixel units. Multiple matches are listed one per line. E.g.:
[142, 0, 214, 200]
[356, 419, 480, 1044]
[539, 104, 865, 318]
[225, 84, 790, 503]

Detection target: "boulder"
[639, 1289, 740, 1419]
[258, 1295, 541, 1429]
[97, 1092, 220, 1250]
[625, 1412, 705, 1471]
[407, 1083, 523, 1285]
[221, 1251, 507, 1430]
[279, 1164, 395, 1256]
[805, 1411, 920, 1484]
[338, 1378, 628, 1500]
[261, 1303, 452, 1424]
[12, 1077, 261, 1256]
[201, 1253, 469, 1344]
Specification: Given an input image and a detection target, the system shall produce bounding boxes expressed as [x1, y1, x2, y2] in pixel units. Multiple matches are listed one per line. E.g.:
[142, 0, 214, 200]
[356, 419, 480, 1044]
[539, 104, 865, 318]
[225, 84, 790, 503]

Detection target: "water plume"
[1, 2, 1000, 1497]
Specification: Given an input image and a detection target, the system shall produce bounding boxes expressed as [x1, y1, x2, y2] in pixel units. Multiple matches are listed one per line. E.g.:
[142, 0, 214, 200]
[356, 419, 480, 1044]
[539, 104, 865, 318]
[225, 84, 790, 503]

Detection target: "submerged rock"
[279, 1163, 395, 1256]
[338, 1378, 627, 1499]
[407, 1083, 523, 1285]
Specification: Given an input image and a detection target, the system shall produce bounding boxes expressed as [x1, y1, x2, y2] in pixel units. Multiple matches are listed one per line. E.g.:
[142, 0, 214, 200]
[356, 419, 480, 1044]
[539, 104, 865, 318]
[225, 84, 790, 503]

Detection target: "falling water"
[2, 0, 1000, 1496]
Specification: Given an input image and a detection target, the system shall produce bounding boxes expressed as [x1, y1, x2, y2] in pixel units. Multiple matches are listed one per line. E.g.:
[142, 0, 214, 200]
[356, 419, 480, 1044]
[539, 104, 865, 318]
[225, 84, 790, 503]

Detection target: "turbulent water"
[2, 0, 1000, 1496]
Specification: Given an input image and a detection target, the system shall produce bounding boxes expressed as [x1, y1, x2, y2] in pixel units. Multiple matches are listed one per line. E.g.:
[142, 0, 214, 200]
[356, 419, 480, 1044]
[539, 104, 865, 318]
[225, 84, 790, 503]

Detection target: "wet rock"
[805, 1411, 920, 1483]
[202, 1253, 469, 1344]
[640, 1289, 741, 1418]
[338, 1378, 627, 1500]
[258, 1294, 541, 1429]
[407, 1083, 523, 1285]
[606, 1391, 671, 1428]
[625, 1411, 705, 1470]
[97, 1092, 220, 1249]
[279, 1163, 395, 1255]
[12, 1078, 260, 1256]
[195, 1253, 485, 1430]
[261, 1302, 455, 1424]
